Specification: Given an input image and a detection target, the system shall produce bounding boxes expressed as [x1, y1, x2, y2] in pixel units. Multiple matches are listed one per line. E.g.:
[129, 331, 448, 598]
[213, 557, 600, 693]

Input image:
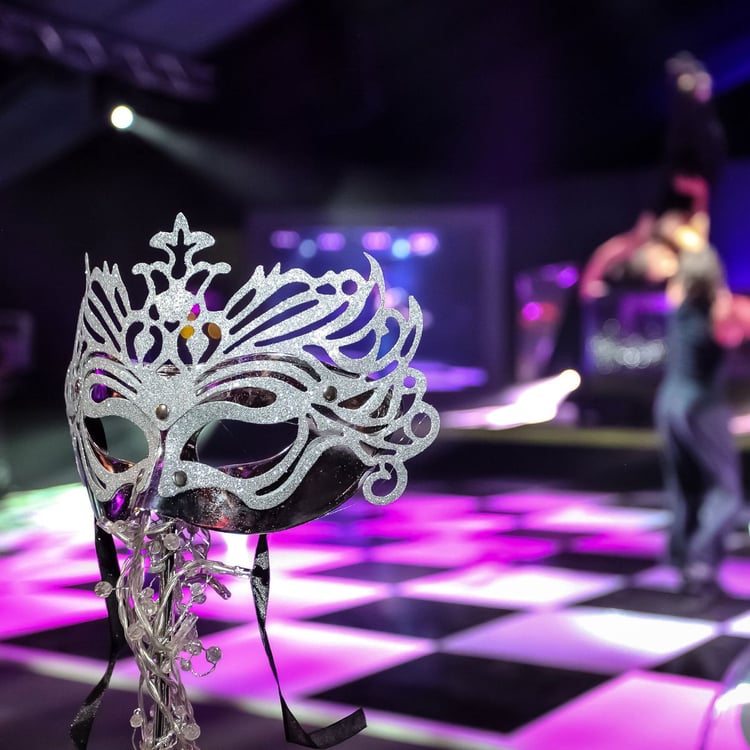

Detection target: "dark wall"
[2, 119, 749, 414]
[0, 131, 244, 411]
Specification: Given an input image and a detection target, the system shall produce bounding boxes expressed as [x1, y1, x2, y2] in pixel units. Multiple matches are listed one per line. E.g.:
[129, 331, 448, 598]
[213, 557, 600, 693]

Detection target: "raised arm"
[579, 211, 656, 300]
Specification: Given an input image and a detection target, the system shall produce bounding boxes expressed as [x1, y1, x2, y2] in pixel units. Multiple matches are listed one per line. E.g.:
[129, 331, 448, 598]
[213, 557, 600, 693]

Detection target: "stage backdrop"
[246, 206, 506, 398]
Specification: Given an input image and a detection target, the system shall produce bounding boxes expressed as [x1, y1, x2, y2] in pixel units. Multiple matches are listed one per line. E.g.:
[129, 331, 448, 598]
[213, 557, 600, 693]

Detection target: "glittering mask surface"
[65, 214, 439, 533]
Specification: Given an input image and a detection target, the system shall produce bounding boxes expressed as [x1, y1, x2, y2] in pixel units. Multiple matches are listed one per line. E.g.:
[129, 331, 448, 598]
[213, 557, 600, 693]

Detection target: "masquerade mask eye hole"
[193, 419, 299, 471]
[84, 416, 149, 470]
[90, 383, 121, 403]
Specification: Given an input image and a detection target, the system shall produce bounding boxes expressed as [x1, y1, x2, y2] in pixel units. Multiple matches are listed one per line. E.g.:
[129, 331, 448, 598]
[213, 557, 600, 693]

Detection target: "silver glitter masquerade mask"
[65, 214, 439, 534]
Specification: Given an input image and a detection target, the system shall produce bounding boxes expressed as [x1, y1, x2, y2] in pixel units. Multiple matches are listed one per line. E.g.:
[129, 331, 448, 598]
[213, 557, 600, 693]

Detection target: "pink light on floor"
[718, 557, 750, 598]
[370, 537, 495, 567]
[370, 492, 478, 520]
[266, 543, 365, 573]
[194, 573, 391, 620]
[491, 534, 561, 561]
[523, 504, 671, 534]
[410, 513, 519, 538]
[120, 620, 434, 702]
[401, 563, 621, 609]
[489, 489, 611, 513]
[510, 671, 721, 750]
[0, 591, 105, 638]
[634, 564, 684, 590]
[573, 530, 666, 558]
[444, 608, 717, 674]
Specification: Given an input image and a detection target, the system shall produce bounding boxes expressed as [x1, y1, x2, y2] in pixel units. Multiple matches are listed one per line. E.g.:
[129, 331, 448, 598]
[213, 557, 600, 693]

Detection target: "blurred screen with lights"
[247, 207, 506, 396]
[582, 291, 669, 376]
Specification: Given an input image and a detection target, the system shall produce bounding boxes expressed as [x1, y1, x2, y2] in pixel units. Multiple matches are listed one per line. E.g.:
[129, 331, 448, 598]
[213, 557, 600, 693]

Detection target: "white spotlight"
[110, 105, 134, 130]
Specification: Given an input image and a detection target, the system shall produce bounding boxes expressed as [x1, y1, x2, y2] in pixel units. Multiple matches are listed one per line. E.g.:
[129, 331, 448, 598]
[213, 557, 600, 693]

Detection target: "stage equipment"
[0, 4, 213, 100]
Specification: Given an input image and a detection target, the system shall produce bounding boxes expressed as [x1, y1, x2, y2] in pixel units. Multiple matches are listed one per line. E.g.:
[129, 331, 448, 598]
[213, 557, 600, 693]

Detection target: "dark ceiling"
[1, 0, 750, 197]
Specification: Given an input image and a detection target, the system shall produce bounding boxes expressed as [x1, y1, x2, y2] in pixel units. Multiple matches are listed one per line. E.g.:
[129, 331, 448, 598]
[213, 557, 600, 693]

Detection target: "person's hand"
[579, 278, 609, 301]
[673, 174, 708, 198]
[713, 291, 747, 348]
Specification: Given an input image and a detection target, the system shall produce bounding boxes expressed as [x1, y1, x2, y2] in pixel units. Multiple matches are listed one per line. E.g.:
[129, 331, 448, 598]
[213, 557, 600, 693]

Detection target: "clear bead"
[180, 657, 192, 672]
[94, 580, 113, 598]
[206, 646, 222, 665]
[129, 709, 143, 728]
[187, 641, 202, 656]
[163, 533, 181, 551]
[127, 623, 146, 640]
[182, 722, 201, 741]
[140, 587, 155, 600]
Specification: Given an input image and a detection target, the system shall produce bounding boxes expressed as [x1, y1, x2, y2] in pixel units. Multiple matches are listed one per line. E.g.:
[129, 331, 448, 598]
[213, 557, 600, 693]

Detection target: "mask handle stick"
[152, 549, 175, 747]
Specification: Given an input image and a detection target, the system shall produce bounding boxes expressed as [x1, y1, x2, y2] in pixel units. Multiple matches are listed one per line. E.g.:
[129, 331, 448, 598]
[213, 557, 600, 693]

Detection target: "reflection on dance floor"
[2, 482, 750, 748]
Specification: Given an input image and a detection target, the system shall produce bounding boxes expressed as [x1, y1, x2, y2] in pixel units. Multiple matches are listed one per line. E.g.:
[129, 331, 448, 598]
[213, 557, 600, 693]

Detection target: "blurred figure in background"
[656, 246, 745, 596]
[578, 52, 748, 596]
[657, 51, 724, 213]
[578, 174, 708, 300]
[579, 52, 724, 301]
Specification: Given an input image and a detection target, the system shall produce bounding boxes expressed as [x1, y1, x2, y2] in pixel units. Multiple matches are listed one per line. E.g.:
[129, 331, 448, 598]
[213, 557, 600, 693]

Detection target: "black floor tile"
[539, 551, 658, 575]
[310, 652, 609, 733]
[579, 586, 750, 621]
[2, 617, 242, 658]
[652, 635, 750, 682]
[475, 501, 530, 516]
[606, 490, 666, 509]
[310, 561, 449, 583]
[306, 535, 409, 548]
[306, 597, 513, 639]
[0, 660, 426, 750]
[497, 528, 595, 544]
[2, 618, 112, 659]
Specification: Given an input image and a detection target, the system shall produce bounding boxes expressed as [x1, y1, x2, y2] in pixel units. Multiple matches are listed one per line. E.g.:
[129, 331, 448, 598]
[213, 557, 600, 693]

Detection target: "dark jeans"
[655, 385, 742, 571]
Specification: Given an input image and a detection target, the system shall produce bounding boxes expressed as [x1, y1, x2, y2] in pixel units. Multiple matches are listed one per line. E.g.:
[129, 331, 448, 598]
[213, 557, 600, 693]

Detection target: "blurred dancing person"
[655, 246, 744, 596]
[657, 51, 725, 214]
[579, 52, 724, 301]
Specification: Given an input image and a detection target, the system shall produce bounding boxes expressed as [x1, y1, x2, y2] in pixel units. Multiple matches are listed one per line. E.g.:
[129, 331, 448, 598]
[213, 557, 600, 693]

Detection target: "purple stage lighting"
[522, 301, 543, 322]
[317, 232, 346, 251]
[556, 265, 579, 288]
[362, 231, 392, 251]
[409, 232, 439, 256]
[270, 230, 300, 250]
